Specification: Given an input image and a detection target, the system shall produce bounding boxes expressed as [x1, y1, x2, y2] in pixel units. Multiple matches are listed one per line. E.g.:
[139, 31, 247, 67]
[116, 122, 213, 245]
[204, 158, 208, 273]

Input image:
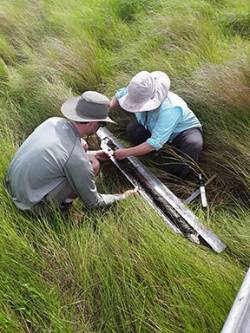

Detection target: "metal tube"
[97, 128, 226, 253]
[221, 268, 250, 333]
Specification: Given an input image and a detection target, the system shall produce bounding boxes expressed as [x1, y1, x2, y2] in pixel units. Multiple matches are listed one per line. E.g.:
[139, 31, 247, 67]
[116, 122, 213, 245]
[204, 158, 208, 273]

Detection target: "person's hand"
[113, 148, 129, 160]
[81, 139, 88, 151]
[121, 187, 138, 199]
[109, 96, 120, 110]
[94, 150, 111, 162]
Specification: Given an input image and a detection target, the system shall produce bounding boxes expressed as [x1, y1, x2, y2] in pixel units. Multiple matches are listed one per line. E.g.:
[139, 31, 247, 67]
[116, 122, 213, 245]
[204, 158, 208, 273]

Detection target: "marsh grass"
[0, 182, 247, 332]
[0, 0, 249, 331]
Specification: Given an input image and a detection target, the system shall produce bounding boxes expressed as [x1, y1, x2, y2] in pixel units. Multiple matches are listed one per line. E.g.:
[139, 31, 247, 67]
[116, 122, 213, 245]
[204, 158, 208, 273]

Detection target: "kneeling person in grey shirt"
[4, 91, 135, 214]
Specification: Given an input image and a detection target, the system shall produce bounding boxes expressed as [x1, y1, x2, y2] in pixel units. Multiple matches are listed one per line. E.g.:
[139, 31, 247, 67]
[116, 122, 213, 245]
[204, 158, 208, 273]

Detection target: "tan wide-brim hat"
[61, 91, 116, 123]
[119, 71, 171, 112]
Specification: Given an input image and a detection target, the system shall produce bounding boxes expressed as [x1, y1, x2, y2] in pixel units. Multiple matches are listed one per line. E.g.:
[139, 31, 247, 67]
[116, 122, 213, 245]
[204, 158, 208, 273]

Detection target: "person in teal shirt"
[110, 71, 203, 178]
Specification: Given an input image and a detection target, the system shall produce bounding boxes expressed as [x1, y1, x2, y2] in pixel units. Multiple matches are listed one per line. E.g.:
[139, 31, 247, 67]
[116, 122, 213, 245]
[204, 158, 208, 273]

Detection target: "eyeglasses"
[99, 122, 107, 127]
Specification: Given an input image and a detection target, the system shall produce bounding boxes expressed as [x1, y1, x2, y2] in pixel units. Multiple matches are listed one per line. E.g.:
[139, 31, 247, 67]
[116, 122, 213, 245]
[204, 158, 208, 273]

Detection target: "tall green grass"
[0, 0, 249, 331]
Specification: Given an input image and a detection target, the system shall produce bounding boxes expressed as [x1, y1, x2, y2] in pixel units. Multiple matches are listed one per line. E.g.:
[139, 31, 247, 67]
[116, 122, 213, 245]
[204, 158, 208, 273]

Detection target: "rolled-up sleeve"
[146, 106, 182, 150]
[64, 142, 123, 208]
[115, 87, 128, 100]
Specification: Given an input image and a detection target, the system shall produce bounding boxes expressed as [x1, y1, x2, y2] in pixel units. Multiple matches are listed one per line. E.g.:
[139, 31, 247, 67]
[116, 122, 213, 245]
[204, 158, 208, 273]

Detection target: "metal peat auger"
[96, 127, 226, 253]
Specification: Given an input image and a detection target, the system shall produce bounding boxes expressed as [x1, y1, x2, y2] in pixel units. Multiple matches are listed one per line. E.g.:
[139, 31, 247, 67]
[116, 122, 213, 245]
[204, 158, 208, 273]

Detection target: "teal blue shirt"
[116, 88, 202, 151]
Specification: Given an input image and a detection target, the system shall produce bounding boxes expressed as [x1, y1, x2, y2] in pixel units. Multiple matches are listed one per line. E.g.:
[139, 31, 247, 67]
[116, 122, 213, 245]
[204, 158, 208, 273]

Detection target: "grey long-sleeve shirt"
[4, 117, 122, 210]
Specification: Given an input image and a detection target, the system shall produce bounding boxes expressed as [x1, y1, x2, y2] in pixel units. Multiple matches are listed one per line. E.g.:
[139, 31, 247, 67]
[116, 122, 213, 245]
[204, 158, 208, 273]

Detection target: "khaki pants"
[31, 180, 74, 216]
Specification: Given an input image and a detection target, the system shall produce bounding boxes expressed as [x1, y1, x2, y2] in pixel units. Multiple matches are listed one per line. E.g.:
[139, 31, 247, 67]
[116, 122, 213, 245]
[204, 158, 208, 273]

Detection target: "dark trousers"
[126, 120, 203, 178]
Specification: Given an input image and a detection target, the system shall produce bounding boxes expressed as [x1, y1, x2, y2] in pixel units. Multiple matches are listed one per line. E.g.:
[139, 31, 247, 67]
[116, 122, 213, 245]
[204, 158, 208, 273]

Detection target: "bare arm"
[113, 142, 155, 160]
[109, 96, 120, 111]
[65, 142, 137, 208]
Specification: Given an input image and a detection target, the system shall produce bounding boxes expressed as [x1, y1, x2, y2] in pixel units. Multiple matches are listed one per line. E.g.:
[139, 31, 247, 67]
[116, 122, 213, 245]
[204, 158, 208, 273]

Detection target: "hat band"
[76, 99, 108, 120]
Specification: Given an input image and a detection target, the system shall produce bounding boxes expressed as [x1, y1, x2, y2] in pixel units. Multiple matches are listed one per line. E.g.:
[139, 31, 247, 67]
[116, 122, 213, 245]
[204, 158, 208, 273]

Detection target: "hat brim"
[119, 71, 170, 113]
[61, 96, 116, 123]
[119, 94, 162, 112]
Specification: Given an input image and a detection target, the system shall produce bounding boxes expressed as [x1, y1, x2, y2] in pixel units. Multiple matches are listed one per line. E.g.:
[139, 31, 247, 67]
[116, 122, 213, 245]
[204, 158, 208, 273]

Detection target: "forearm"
[109, 96, 120, 110]
[121, 142, 155, 158]
[87, 193, 124, 208]
[127, 142, 155, 157]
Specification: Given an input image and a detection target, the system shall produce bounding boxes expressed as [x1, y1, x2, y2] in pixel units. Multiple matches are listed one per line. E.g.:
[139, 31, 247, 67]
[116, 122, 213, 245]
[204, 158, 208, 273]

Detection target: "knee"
[126, 121, 139, 139]
[190, 139, 203, 152]
[186, 138, 203, 162]
[126, 121, 150, 144]
[185, 131, 203, 152]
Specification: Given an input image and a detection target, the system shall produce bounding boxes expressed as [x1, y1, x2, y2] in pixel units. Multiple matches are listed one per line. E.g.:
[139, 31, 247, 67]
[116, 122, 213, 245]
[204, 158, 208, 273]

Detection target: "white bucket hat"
[119, 71, 171, 112]
[61, 91, 115, 123]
